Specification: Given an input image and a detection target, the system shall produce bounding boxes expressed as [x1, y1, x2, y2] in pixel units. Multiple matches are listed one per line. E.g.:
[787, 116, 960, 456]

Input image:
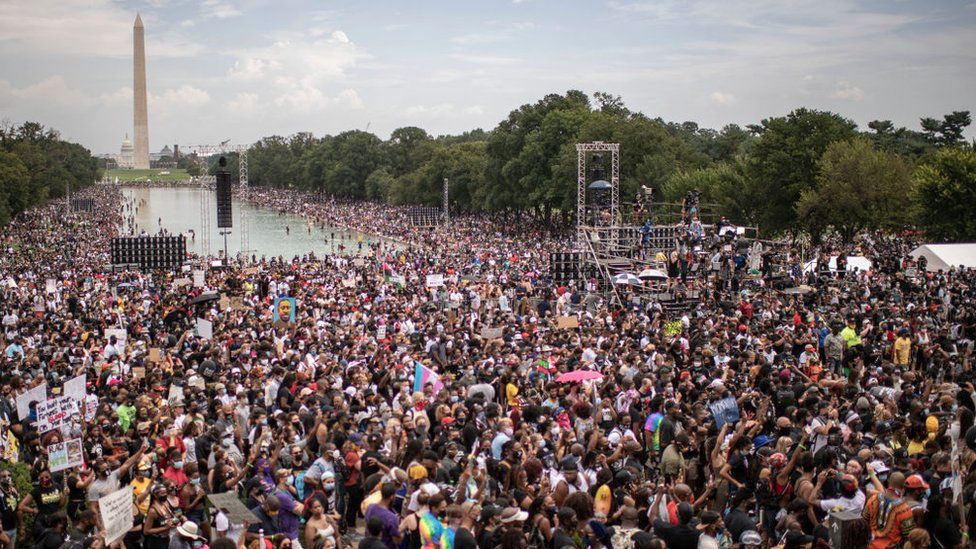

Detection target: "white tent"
[802, 255, 872, 274]
[910, 243, 976, 272]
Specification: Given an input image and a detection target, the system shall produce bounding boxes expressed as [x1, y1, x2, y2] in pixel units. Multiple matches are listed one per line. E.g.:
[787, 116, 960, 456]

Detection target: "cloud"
[0, 75, 93, 107]
[709, 91, 735, 105]
[201, 0, 242, 19]
[831, 81, 864, 101]
[228, 58, 279, 81]
[449, 54, 519, 66]
[274, 82, 363, 112]
[229, 29, 365, 84]
[99, 87, 133, 106]
[0, 0, 204, 58]
[151, 85, 211, 112]
[228, 92, 259, 113]
[404, 103, 485, 118]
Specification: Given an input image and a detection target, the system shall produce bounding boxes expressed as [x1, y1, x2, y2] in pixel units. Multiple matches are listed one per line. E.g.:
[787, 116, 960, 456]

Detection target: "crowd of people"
[0, 182, 973, 549]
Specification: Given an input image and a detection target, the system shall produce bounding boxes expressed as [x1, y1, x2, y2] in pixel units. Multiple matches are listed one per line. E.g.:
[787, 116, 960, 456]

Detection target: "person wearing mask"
[247, 496, 282, 545]
[17, 468, 65, 539]
[163, 447, 189, 489]
[144, 483, 178, 549]
[652, 501, 700, 549]
[454, 500, 480, 549]
[272, 468, 304, 547]
[0, 469, 19, 547]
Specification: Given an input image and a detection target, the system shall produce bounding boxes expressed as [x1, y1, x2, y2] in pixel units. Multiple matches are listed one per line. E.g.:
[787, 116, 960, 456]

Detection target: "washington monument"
[133, 14, 150, 169]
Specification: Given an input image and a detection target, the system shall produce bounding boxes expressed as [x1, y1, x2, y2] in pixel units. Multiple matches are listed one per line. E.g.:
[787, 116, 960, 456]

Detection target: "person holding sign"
[87, 440, 148, 526]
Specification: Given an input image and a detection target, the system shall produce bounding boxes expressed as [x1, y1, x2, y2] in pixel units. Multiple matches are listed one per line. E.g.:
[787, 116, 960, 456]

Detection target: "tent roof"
[910, 243, 976, 272]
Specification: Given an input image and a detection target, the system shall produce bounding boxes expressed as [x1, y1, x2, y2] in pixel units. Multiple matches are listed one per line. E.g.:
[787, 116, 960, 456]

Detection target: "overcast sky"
[1, 0, 974, 154]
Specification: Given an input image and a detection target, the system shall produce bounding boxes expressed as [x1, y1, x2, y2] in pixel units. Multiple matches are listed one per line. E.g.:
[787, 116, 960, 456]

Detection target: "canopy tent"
[910, 243, 976, 272]
[802, 255, 872, 274]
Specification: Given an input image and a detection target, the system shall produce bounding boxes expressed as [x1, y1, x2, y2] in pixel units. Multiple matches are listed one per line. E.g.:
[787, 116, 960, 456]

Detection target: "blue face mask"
[924, 488, 931, 499]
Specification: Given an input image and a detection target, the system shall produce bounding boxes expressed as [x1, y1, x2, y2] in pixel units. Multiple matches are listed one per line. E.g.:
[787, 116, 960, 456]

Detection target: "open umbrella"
[189, 292, 220, 305]
[638, 269, 668, 280]
[612, 273, 642, 285]
[555, 370, 605, 383]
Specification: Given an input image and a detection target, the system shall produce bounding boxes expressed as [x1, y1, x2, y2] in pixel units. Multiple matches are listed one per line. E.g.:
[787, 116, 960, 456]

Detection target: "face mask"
[173, 461, 184, 470]
[191, 477, 201, 485]
[537, 440, 546, 449]
[40, 478, 52, 487]
[450, 396, 459, 403]
[221, 439, 231, 448]
[324, 483, 335, 492]
[261, 419, 268, 426]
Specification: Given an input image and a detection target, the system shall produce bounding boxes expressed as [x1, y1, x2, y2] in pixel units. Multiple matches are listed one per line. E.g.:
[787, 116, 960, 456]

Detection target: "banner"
[273, 297, 297, 323]
[34, 396, 79, 433]
[48, 438, 84, 473]
[708, 396, 740, 428]
[480, 327, 503, 339]
[425, 274, 445, 288]
[99, 487, 134, 545]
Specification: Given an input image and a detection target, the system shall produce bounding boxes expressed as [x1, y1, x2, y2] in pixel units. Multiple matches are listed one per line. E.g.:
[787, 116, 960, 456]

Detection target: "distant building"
[118, 134, 135, 168]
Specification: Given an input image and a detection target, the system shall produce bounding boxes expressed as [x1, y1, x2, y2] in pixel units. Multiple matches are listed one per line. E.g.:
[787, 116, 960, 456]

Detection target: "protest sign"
[34, 396, 78, 433]
[104, 328, 127, 347]
[426, 274, 445, 288]
[353, 258, 365, 267]
[230, 296, 244, 310]
[556, 316, 579, 329]
[192, 269, 206, 288]
[376, 325, 387, 340]
[168, 384, 185, 404]
[481, 327, 503, 340]
[148, 348, 162, 363]
[196, 318, 213, 339]
[16, 383, 47, 419]
[63, 374, 86, 402]
[99, 487, 134, 545]
[188, 376, 206, 390]
[664, 320, 684, 336]
[173, 277, 192, 288]
[207, 492, 259, 524]
[244, 267, 260, 275]
[131, 366, 145, 379]
[45, 278, 57, 294]
[273, 297, 296, 323]
[84, 395, 98, 421]
[48, 438, 84, 473]
[342, 278, 356, 288]
[219, 294, 230, 311]
[708, 396, 740, 428]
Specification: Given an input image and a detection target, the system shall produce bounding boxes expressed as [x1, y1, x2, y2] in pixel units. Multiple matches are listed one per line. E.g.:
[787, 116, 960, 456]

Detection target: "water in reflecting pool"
[120, 186, 385, 259]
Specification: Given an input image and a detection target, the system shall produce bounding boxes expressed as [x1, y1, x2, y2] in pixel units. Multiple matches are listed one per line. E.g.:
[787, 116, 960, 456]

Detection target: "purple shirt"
[273, 489, 301, 539]
[364, 503, 400, 549]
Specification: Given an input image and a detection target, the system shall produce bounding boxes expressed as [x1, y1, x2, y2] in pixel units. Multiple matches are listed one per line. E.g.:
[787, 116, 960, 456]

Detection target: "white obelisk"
[133, 13, 150, 169]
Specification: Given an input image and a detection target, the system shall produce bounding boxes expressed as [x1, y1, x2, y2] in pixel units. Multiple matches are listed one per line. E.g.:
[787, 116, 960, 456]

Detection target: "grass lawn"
[105, 168, 190, 182]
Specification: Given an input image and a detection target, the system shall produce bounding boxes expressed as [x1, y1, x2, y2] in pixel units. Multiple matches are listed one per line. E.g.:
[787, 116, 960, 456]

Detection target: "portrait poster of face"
[273, 297, 297, 324]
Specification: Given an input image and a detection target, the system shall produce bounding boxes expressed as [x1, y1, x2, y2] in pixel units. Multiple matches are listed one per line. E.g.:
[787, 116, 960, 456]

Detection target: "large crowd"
[0, 183, 973, 549]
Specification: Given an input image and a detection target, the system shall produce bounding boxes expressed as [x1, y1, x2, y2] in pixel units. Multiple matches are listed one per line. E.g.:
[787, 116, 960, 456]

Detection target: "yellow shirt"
[131, 476, 151, 515]
[893, 337, 912, 365]
[506, 383, 520, 408]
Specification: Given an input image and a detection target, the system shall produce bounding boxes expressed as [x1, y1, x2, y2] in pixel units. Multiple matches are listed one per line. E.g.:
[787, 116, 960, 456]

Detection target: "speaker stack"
[110, 236, 186, 269]
[215, 171, 233, 229]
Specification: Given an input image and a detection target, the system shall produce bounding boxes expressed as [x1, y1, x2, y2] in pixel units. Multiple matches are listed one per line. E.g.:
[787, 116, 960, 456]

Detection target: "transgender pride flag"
[413, 361, 444, 395]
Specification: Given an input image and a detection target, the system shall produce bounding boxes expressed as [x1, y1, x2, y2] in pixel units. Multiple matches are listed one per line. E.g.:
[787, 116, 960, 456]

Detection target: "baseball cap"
[905, 474, 929, 490]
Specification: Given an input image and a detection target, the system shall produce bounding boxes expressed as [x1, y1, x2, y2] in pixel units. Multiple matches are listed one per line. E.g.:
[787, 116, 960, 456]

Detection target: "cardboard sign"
[480, 327, 503, 340]
[188, 377, 206, 390]
[131, 367, 146, 379]
[377, 325, 387, 340]
[173, 277, 192, 288]
[34, 396, 79, 433]
[230, 296, 244, 310]
[556, 316, 579, 329]
[219, 294, 230, 311]
[708, 396, 741, 428]
[196, 318, 213, 339]
[426, 274, 445, 288]
[148, 348, 162, 363]
[353, 258, 365, 267]
[342, 278, 356, 288]
[16, 383, 47, 419]
[207, 492, 259, 524]
[192, 269, 206, 288]
[244, 267, 260, 275]
[45, 278, 57, 294]
[84, 395, 98, 421]
[99, 487, 134, 545]
[48, 438, 84, 473]
[63, 374, 86, 402]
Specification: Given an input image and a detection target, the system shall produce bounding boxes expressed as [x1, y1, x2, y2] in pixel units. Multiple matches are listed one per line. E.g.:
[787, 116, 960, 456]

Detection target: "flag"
[413, 362, 444, 394]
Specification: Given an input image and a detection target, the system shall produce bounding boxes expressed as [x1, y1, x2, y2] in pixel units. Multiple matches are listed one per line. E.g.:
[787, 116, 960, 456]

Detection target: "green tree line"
[0, 121, 101, 225]
[245, 92, 974, 241]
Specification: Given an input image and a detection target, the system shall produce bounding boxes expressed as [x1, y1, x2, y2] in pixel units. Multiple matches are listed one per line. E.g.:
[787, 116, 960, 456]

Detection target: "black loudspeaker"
[215, 170, 233, 228]
[828, 510, 867, 549]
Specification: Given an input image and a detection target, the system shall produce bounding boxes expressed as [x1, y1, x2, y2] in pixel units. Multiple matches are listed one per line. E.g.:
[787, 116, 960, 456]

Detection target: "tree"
[920, 111, 972, 146]
[746, 108, 858, 234]
[912, 147, 976, 241]
[865, 120, 933, 157]
[795, 139, 913, 241]
[0, 150, 29, 225]
[364, 167, 395, 201]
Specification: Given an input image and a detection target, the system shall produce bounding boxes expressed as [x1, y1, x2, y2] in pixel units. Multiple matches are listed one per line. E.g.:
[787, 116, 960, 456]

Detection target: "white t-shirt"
[819, 490, 866, 514]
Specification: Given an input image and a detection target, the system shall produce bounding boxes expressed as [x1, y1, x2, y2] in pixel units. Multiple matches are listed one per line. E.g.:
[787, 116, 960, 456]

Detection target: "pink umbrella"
[555, 370, 604, 383]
